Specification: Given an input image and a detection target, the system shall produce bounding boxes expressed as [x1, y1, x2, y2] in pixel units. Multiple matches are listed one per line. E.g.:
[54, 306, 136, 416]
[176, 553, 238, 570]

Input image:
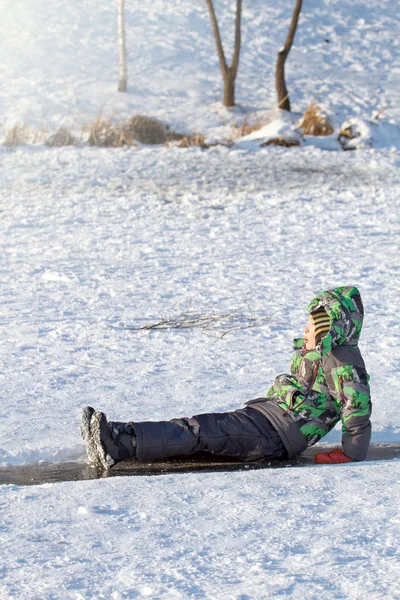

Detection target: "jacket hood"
[307, 286, 364, 356]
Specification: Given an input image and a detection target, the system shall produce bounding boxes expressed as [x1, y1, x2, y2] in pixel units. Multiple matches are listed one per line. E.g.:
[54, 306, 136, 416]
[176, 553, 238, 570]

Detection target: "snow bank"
[1, 461, 400, 599]
[235, 112, 400, 151]
[339, 118, 400, 150]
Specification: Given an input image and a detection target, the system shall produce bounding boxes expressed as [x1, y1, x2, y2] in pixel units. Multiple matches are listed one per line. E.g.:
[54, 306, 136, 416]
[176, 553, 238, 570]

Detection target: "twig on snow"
[124, 306, 270, 339]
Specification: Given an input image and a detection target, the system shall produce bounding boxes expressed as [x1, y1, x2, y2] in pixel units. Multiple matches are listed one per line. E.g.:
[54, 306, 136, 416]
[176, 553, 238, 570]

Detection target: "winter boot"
[80, 406, 100, 464]
[90, 410, 137, 470]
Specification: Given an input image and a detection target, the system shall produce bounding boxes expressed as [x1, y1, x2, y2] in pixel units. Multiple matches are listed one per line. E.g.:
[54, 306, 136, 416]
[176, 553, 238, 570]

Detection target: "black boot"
[90, 411, 136, 469]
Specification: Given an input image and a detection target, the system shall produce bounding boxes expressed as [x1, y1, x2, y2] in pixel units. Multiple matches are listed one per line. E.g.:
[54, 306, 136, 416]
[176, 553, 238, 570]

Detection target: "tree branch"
[124, 308, 270, 339]
[117, 0, 128, 92]
[231, 0, 242, 78]
[206, 0, 228, 76]
[281, 0, 303, 58]
[276, 0, 303, 111]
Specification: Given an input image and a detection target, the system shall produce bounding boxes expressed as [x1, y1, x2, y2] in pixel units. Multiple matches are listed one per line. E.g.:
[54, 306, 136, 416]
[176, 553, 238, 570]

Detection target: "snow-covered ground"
[0, 0, 399, 138]
[1, 145, 399, 465]
[1, 144, 399, 599]
[0, 0, 399, 598]
[2, 462, 400, 599]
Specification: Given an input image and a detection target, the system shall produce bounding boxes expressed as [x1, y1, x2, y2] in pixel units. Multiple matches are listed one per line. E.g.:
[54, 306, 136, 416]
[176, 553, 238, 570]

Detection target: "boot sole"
[80, 406, 102, 465]
[90, 411, 115, 470]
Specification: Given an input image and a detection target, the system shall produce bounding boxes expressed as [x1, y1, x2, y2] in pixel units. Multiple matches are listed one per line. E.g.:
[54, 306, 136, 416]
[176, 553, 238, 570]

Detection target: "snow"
[0, 0, 399, 139]
[235, 112, 400, 152]
[1, 145, 399, 465]
[235, 111, 302, 150]
[1, 144, 399, 599]
[339, 117, 400, 150]
[0, 0, 399, 598]
[1, 464, 400, 599]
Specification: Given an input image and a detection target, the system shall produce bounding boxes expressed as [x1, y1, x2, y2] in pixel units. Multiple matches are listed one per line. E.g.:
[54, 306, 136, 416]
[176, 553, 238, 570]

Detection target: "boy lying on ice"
[81, 286, 372, 469]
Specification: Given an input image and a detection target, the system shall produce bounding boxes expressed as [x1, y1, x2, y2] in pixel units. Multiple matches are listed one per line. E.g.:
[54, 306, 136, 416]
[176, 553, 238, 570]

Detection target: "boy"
[81, 286, 372, 469]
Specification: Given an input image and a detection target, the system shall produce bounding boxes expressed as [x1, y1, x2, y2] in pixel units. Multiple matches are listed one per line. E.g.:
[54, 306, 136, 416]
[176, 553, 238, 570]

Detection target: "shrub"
[86, 114, 181, 147]
[124, 115, 171, 145]
[45, 127, 76, 147]
[171, 133, 208, 149]
[3, 123, 48, 147]
[298, 103, 334, 136]
[86, 116, 130, 147]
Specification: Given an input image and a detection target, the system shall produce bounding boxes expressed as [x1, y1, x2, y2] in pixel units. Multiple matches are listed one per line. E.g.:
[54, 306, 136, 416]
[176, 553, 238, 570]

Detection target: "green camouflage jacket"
[248, 286, 372, 460]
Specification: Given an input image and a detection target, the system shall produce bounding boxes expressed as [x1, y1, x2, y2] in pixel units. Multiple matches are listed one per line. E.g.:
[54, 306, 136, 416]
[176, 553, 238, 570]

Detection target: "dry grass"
[231, 115, 272, 139]
[371, 109, 385, 121]
[85, 115, 133, 147]
[85, 113, 207, 148]
[261, 136, 300, 148]
[172, 133, 208, 149]
[338, 124, 359, 151]
[3, 123, 49, 147]
[298, 102, 334, 136]
[1, 114, 204, 150]
[86, 114, 182, 147]
[125, 114, 171, 144]
[338, 126, 354, 140]
[231, 101, 294, 140]
[3, 125, 26, 147]
[45, 127, 76, 147]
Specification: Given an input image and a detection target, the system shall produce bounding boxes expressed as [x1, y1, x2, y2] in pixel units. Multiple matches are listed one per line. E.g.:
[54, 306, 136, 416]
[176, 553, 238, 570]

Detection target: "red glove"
[314, 447, 352, 464]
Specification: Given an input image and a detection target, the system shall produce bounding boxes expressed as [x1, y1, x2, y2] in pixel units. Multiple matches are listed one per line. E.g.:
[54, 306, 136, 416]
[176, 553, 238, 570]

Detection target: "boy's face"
[304, 314, 316, 350]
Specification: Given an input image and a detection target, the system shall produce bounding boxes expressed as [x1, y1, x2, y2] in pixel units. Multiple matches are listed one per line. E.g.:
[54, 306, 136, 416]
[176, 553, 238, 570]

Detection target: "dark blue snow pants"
[133, 407, 287, 462]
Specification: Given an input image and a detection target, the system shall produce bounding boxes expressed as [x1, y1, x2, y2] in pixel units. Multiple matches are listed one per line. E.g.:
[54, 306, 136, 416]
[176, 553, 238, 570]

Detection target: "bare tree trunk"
[275, 0, 303, 111]
[223, 69, 236, 106]
[206, 0, 242, 107]
[117, 0, 128, 92]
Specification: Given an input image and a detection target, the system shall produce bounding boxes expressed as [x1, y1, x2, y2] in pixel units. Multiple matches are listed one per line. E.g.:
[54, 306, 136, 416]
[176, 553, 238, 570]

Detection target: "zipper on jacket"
[338, 375, 347, 404]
